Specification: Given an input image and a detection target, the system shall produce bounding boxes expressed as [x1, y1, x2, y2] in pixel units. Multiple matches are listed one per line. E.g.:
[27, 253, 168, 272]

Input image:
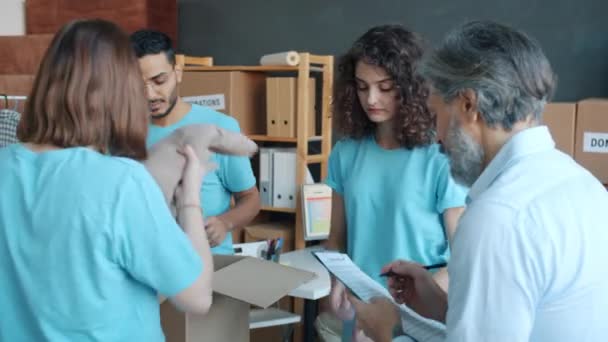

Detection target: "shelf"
[184, 65, 296, 72]
[178, 52, 332, 342]
[248, 134, 322, 143]
[306, 154, 326, 164]
[249, 308, 301, 329]
[183, 65, 324, 73]
[261, 206, 296, 213]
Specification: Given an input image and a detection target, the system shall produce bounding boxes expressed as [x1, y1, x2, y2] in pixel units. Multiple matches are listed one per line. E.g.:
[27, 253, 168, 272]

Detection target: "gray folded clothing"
[143, 124, 258, 215]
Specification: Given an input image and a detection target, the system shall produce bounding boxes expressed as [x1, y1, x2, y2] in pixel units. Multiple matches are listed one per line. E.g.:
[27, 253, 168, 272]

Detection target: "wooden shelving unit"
[247, 134, 323, 143]
[182, 65, 325, 73]
[260, 206, 297, 214]
[180, 53, 333, 342]
[181, 52, 333, 251]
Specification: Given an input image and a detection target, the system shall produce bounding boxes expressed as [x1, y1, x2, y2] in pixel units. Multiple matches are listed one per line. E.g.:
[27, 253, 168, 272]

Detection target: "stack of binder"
[266, 77, 316, 138]
[259, 147, 313, 209]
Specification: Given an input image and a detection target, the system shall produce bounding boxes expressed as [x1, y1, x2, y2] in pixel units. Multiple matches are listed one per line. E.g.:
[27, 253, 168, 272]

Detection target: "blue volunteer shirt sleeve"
[435, 155, 468, 213]
[325, 140, 345, 194]
[112, 165, 203, 297]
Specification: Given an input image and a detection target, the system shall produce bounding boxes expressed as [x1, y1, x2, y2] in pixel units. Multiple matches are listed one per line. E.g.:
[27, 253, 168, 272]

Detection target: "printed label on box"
[583, 132, 608, 153]
[182, 94, 226, 110]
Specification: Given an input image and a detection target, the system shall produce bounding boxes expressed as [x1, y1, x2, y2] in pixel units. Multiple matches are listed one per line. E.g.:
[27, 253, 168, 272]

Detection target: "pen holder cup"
[261, 249, 282, 263]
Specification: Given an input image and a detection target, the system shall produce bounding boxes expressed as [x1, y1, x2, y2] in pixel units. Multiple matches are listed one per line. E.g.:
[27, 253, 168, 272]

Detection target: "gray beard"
[445, 116, 485, 188]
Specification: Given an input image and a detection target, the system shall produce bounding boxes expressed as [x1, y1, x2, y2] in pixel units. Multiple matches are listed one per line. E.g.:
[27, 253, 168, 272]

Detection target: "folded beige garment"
[143, 124, 258, 214]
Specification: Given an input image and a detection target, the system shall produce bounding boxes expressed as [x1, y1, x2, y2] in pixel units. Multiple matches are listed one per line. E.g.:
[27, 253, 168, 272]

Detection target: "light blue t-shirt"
[326, 136, 467, 286]
[147, 104, 256, 255]
[0, 144, 202, 342]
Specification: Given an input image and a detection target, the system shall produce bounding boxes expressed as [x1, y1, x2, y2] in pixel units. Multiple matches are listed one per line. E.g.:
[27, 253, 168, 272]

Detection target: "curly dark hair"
[334, 24, 435, 148]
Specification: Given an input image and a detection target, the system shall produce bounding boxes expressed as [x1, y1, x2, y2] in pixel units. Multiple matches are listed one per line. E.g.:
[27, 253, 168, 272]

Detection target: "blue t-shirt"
[147, 104, 256, 255]
[326, 136, 467, 286]
[0, 144, 202, 342]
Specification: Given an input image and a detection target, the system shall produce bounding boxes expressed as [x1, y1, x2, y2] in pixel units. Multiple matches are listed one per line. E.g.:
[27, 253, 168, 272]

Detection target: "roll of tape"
[260, 51, 300, 66]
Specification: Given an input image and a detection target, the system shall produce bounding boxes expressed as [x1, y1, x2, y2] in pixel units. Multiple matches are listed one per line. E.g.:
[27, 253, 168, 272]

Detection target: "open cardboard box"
[161, 255, 315, 342]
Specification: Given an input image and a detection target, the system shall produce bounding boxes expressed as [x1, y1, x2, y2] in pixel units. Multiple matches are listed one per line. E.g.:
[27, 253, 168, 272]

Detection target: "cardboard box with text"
[575, 99, 608, 183]
[180, 71, 266, 135]
[542, 102, 576, 157]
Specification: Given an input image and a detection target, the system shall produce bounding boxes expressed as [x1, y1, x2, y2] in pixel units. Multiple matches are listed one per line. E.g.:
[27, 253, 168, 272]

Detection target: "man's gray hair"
[419, 20, 557, 130]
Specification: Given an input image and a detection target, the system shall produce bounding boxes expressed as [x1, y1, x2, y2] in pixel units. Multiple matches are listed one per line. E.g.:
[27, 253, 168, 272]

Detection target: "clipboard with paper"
[313, 251, 447, 342]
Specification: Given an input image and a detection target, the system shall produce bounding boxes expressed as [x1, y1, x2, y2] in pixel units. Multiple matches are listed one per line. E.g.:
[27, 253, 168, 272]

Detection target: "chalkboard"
[178, 0, 608, 101]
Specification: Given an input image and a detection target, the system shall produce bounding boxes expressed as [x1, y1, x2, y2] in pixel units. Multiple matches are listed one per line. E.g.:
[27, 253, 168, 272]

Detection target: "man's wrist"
[390, 305, 403, 338]
[390, 323, 404, 340]
[437, 288, 448, 323]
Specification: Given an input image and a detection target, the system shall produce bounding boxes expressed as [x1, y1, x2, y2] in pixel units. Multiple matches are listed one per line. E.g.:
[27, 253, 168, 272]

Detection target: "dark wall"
[178, 0, 608, 102]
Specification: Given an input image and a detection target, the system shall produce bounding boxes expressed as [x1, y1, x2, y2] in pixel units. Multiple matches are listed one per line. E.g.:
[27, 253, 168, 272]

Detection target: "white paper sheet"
[313, 251, 447, 342]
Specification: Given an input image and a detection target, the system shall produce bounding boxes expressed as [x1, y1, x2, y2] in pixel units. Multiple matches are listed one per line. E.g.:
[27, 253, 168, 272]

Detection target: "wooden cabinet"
[179, 53, 333, 250]
[178, 53, 334, 342]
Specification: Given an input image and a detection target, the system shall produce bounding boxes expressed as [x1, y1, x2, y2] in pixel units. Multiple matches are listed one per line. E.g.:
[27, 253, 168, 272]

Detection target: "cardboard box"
[244, 222, 295, 253]
[180, 71, 266, 135]
[575, 99, 608, 184]
[161, 255, 314, 342]
[266, 77, 316, 138]
[25, 0, 177, 43]
[542, 103, 576, 157]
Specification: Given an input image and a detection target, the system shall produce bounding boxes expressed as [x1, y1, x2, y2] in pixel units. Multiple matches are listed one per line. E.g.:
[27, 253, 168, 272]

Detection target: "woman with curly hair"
[321, 24, 467, 341]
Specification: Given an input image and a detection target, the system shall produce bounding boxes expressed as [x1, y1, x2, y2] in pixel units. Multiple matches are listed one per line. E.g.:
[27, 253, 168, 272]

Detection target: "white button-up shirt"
[445, 126, 608, 341]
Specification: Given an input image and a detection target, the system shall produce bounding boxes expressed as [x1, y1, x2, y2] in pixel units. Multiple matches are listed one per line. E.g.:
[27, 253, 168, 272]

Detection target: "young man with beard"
[347, 20, 608, 342]
[130, 30, 260, 255]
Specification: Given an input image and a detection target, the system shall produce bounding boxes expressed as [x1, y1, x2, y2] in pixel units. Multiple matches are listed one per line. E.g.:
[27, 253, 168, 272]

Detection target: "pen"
[379, 262, 447, 277]
[266, 239, 276, 261]
[272, 238, 282, 262]
[275, 238, 282, 253]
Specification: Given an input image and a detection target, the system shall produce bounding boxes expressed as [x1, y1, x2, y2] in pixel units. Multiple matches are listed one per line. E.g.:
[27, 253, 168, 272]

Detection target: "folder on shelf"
[266, 77, 316, 138]
[265, 78, 282, 137]
[272, 149, 297, 208]
[278, 78, 297, 137]
[261, 147, 314, 209]
[259, 147, 274, 207]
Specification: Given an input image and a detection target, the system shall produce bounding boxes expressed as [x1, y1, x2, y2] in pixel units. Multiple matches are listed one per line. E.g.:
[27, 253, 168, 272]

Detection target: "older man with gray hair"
[348, 20, 608, 342]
